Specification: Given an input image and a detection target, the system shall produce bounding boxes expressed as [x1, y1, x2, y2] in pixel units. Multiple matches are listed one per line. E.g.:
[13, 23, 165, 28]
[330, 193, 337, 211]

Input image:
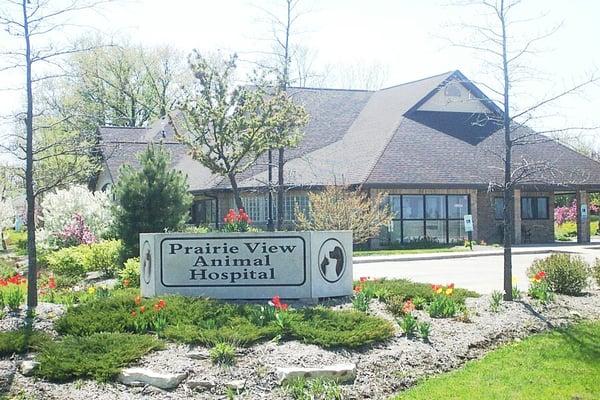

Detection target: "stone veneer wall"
[477, 190, 555, 244]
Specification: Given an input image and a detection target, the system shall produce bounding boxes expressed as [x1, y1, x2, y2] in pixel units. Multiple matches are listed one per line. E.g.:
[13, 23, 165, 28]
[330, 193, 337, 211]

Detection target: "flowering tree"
[0, 199, 16, 250]
[554, 200, 599, 225]
[54, 213, 97, 248]
[40, 185, 113, 243]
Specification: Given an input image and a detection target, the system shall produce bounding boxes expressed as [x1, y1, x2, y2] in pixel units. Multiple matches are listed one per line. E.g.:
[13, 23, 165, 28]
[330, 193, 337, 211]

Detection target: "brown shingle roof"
[98, 70, 600, 192]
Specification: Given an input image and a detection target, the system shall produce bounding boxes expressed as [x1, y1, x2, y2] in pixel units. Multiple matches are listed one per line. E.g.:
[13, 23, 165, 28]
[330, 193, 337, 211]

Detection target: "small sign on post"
[464, 214, 474, 250]
[581, 204, 588, 221]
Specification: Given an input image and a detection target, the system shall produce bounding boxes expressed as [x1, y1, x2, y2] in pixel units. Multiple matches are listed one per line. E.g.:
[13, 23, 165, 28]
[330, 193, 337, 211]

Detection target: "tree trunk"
[228, 173, 244, 211]
[22, 0, 38, 310]
[500, 0, 513, 301]
[276, 147, 285, 230]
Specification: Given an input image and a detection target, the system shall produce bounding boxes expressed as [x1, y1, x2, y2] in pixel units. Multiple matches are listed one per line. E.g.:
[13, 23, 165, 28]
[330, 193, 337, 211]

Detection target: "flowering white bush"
[40, 185, 113, 240]
[0, 199, 16, 230]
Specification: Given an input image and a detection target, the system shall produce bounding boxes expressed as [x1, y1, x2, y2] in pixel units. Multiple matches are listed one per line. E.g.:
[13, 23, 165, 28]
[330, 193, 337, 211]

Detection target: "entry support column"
[514, 189, 522, 244]
[577, 190, 590, 244]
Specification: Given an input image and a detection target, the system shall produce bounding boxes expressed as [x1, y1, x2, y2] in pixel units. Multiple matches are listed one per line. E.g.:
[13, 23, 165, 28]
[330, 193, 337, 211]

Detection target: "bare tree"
[451, 0, 599, 300]
[0, 0, 113, 310]
[255, 0, 310, 231]
[323, 61, 389, 90]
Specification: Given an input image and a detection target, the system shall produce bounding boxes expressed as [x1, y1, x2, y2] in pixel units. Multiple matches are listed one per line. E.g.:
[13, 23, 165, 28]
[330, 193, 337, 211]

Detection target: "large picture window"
[387, 194, 470, 244]
[521, 197, 549, 220]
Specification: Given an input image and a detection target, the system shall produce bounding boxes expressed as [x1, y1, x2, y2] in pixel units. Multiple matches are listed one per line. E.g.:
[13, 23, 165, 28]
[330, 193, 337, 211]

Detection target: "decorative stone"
[117, 367, 187, 389]
[276, 364, 357, 384]
[225, 379, 246, 391]
[187, 350, 209, 360]
[19, 360, 40, 376]
[187, 379, 216, 391]
[0, 360, 16, 393]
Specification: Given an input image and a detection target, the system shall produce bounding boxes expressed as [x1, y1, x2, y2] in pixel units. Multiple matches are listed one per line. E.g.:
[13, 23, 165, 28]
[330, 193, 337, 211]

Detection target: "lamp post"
[267, 148, 274, 231]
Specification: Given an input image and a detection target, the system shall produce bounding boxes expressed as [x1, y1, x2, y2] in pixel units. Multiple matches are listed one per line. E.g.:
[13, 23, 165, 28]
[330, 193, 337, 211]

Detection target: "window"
[237, 193, 310, 224]
[521, 197, 549, 220]
[494, 198, 503, 220]
[192, 199, 216, 225]
[388, 194, 470, 244]
[403, 195, 424, 219]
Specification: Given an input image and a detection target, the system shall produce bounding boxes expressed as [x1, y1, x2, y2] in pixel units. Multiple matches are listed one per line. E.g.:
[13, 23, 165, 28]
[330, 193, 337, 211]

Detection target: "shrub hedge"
[55, 292, 395, 349]
[46, 240, 123, 280]
[36, 332, 164, 382]
[0, 329, 51, 356]
[528, 254, 590, 295]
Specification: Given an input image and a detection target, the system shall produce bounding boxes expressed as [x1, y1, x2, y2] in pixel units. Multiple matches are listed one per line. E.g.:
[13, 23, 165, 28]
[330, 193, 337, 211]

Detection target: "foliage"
[528, 254, 590, 295]
[119, 257, 140, 288]
[222, 208, 252, 232]
[417, 321, 431, 341]
[173, 51, 308, 209]
[0, 273, 27, 311]
[413, 296, 427, 310]
[45, 245, 89, 279]
[83, 240, 123, 277]
[59, 42, 187, 133]
[113, 144, 192, 258]
[593, 258, 600, 287]
[295, 186, 393, 245]
[528, 271, 554, 304]
[0, 200, 15, 231]
[54, 213, 96, 248]
[0, 329, 51, 356]
[554, 200, 599, 225]
[36, 332, 164, 382]
[351, 284, 371, 312]
[394, 321, 600, 400]
[360, 279, 478, 318]
[289, 308, 395, 348]
[489, 290, 503, 313]
[55, 292, 394, 349]
[428, 285, 459, 318]
[285, 377, 343, 400]
[209, 342, 237, 366]
[0, 258, 18, 279]
[399, 313, 418, 337]
[5, 229, 27, 255]
[40, 185, 113, 246]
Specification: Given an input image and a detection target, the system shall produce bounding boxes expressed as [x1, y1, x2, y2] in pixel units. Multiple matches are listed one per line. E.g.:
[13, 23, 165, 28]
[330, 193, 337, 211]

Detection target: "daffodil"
[445, 287, 454, 296]
[87, 286, 96, 295]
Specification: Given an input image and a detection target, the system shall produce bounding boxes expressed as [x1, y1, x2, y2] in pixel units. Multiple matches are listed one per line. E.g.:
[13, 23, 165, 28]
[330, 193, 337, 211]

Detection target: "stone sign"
[140, 231, 352, 299]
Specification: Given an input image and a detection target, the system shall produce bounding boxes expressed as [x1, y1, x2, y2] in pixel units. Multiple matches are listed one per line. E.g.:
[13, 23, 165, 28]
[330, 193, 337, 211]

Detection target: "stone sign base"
[140, 231, 352, 300]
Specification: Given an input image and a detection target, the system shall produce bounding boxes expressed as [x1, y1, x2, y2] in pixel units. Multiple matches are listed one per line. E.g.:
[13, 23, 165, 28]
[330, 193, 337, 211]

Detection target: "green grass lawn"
[354, 246, 468, 257]
[394, 321, 600, 400]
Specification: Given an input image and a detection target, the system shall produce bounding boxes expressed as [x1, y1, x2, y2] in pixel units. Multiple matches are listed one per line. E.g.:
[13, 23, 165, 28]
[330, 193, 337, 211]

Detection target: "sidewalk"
[353, 242, 600, 264]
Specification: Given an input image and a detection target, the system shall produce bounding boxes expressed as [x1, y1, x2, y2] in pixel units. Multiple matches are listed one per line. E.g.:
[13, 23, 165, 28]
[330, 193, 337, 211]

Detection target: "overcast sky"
[1, 0, 599, 158]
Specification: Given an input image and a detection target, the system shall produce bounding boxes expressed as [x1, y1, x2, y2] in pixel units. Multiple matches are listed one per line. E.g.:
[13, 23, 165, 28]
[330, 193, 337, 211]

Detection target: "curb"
[352, 248, 579, 264]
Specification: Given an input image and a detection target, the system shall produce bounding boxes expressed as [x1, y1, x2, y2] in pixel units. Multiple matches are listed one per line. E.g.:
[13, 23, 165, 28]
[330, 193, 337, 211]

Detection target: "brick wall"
[477, 190, 555, 244]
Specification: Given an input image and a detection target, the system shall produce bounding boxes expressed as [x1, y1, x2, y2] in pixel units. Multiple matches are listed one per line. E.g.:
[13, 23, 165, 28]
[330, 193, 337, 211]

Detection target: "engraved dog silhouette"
[320, 246, 344, 280]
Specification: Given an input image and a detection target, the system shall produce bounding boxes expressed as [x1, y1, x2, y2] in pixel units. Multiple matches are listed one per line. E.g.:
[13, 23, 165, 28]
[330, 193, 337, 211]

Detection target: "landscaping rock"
[19, 360, 40, 376]
[117, 367, 187, 389]
[0, 360, 15, 393]
[187, 350, 209, 360]
[225, 379, 246, 391]
[187, 379, 216, 391]
[275, 363, 357, 384]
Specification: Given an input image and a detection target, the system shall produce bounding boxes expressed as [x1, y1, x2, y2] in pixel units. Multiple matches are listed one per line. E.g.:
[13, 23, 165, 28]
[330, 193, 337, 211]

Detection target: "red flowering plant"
[222, 208, 252, 232]
[528, 271, 553, 304]
[352, 277, 377, 312]
[0, 273, 26, 312]
[428, 283, 458, 318]
[267, 295, 293, 339]
[38, 274, 57, 303]
[130, 296, 169, 333]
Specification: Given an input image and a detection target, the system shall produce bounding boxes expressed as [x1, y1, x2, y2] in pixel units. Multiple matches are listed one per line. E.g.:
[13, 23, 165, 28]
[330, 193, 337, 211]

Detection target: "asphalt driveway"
[353, 244, 600, 294]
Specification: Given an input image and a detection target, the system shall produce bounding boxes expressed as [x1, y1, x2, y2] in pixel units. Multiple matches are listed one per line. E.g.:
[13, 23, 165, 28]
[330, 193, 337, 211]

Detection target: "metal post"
[267, 149, 274, 231]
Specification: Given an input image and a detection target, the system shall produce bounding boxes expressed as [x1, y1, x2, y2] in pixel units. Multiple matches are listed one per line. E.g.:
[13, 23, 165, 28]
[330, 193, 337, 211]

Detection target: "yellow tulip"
[87, 287, 96, 295]
[445, 288, 454, 296]
[436, 287, 443, 294]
